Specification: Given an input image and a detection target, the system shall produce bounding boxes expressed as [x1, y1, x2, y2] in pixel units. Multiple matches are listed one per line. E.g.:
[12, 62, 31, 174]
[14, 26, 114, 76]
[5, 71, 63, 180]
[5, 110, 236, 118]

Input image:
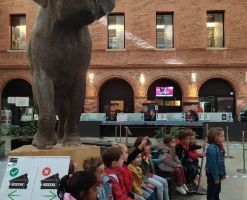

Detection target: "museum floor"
[0, 138, 247, 200]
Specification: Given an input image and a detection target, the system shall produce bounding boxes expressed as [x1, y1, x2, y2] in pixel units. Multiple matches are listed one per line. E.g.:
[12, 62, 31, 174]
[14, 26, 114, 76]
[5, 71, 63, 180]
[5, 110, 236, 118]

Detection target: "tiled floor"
[176, 143, 247, 200]
[0, 138, 247, 200]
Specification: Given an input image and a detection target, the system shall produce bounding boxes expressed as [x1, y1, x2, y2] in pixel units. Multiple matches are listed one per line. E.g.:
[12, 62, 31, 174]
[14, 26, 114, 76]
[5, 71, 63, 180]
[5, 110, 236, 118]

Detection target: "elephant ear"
[96, 0, 116, 19]
[33, 0, 48, 8]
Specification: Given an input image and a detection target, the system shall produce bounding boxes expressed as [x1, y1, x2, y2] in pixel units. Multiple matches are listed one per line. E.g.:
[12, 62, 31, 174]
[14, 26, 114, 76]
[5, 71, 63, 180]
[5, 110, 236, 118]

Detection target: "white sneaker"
[183, 184, 189, 192]
[176, 186, 187, 195]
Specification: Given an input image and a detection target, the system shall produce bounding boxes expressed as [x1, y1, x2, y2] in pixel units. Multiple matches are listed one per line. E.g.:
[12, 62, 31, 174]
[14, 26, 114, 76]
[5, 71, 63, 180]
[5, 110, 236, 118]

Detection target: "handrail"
[237, 131, 247, 173]
[124, 126, 132, 146]
[225, 126, 234, 159]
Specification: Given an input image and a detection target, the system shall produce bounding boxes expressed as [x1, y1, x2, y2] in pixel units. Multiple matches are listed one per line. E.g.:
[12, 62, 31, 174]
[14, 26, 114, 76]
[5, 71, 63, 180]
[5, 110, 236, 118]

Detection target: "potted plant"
[10, 121, 37, 150]
[154, 126, 183, 151]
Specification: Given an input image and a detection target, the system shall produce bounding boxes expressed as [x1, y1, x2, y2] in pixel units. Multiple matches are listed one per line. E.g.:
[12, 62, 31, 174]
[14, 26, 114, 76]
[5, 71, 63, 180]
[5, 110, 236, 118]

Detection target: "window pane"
[11, 15, 26, 50]
[108, 14, 125, 49]
[156, 13, 173, 49]
[207, 12, 224, 48]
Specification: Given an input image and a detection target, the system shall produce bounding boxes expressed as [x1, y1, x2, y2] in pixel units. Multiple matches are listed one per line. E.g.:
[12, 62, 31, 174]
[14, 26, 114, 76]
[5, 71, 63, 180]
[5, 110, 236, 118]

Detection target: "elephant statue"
[28, 0, 115, 149]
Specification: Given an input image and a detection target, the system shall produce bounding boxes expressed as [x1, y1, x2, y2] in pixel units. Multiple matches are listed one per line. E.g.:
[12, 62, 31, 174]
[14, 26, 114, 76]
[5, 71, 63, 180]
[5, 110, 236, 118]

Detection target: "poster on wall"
[0, 156, 70, 200]
[117, 113, 128, 122]
[156, 113, 167, 121]
[0, 110, 12, 124]
[110, 100, 124, 120]
[15, 97, 29, 107]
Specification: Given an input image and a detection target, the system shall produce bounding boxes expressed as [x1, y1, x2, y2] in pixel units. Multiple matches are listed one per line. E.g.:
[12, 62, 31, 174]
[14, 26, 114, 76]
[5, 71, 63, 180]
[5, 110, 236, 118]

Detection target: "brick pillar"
[134, 96, 147, 112]
[84, 97, 98, 113]
[235, 95, 247, 120]
[183, 83, 199, 111]
[183, 96, 199, 112]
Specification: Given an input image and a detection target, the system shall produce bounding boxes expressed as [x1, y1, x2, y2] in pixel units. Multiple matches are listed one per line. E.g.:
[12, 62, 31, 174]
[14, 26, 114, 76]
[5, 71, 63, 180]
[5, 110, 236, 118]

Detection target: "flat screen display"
[156, 86, 174, 97]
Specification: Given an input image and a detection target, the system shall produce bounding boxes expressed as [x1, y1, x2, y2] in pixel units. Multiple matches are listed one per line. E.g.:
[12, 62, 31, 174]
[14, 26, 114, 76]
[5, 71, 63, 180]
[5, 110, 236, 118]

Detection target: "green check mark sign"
[10, 168, 19, 177]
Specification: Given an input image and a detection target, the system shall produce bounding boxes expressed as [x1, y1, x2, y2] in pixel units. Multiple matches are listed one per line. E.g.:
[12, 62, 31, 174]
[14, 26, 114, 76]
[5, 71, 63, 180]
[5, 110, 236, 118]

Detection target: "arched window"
[99, 78, 134, 120]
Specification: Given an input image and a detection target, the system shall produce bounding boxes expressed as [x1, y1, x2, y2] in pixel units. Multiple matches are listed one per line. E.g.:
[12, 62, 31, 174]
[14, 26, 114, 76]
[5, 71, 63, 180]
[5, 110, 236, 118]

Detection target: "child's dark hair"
[191, 131, 198, 137]
[178, 128, 194, 140]
[102, 147, 122, 168]
[69, 160, 76, 175]
[83, 157, 103, 173]
[57, 171, 97, 200]
[134, 137, 152, 148]
[207, 127, 224, 144]
[163, 135, 175, 145]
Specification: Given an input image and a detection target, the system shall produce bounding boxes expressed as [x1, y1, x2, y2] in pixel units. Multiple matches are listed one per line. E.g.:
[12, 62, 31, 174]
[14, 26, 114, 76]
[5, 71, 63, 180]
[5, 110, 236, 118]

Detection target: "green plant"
[0, 124, 22, 136]
[154, 126, 183, 142]
[154, 127, 168, 142]
[169, 126, 182, 138]
[0, 122, 37, 137]
[19, 121, 37, 137]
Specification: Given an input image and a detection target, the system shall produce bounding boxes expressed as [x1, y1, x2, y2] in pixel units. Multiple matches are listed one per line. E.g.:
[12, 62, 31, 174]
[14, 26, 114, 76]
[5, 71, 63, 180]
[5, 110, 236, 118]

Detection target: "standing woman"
[205, 127, 226, 200]
[57, 171, 97, 200]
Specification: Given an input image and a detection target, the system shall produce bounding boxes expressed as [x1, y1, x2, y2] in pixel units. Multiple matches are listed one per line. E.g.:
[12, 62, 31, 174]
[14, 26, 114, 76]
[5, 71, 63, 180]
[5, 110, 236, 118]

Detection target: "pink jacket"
[63, 193, 76, 200]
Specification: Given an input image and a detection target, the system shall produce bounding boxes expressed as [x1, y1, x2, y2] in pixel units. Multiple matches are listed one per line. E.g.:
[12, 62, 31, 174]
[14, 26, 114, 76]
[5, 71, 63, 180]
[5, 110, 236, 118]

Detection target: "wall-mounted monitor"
[156, 86, 174, 97]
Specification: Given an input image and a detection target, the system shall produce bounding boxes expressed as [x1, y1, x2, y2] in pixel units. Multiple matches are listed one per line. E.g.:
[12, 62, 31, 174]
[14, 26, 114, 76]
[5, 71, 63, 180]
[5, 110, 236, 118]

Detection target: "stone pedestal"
[8, 144, 101, 170]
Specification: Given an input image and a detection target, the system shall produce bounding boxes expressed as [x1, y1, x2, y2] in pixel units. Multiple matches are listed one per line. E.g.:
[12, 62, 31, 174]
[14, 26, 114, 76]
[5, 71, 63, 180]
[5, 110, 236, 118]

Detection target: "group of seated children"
[158, 128, 205, 194]
[57, 128, 206, 200]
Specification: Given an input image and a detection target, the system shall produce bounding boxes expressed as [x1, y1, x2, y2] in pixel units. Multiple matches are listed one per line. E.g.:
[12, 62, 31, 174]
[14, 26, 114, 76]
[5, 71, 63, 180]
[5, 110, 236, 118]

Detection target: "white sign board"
[7, 97, 15, 104]
[156, 113, 167, 121]
[31, 157, 70, 200]
[0, 110, 12, 124]
[0, 156, 70, 200]
[117, 113, 128, 122]
[15, 97, 29, 107]
[0, 157, 38, 200]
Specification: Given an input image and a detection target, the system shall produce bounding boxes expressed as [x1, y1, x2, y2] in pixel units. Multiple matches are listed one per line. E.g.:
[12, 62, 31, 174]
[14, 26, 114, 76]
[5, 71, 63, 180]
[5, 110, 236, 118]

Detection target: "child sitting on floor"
[188, 131, 206, 185]
[134, 137, 170, 200]
[112, 137, 149, 199]
[102, 146, 132, 200]
[83, 157, 113, 200]
[128, 153, 155, 200]
[158, 135, 188, 195]
[57, 171, 97, 200]
[175, 129, 198, 187]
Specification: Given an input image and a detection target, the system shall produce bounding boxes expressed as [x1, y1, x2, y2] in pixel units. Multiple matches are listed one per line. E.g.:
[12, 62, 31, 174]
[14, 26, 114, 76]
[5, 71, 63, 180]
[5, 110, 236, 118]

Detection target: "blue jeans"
[148, 175, 169, 200]
[206, 172, 221, 200]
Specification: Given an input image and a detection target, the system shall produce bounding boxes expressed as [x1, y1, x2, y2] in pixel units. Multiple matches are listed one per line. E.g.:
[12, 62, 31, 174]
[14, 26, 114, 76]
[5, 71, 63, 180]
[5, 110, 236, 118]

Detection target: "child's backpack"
[105, 174, 119, 200]
[98, 175, 118, 200]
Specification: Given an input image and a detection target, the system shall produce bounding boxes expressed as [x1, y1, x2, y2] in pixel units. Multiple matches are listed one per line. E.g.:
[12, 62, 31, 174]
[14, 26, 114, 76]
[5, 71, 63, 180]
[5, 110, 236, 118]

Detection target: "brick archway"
[96, 75, 136, 97]
[0, 77, 32, 109]
[146, 75, 185, 98]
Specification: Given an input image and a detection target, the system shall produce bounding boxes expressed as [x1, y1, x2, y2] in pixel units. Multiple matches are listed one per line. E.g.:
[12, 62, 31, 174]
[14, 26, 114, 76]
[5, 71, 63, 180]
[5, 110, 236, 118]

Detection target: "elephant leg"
[32, 70, 58, 149]
[56, 100, 68, 141]
[62, 76, 86, 146]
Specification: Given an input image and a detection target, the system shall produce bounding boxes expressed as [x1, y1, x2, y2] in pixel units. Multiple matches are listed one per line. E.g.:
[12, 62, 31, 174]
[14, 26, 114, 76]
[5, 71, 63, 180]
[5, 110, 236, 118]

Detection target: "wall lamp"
[191, 72, 197, 83]
[244, 72, 247, 84]
[139, 73, 145, 85]
[88, 73, 95, 84]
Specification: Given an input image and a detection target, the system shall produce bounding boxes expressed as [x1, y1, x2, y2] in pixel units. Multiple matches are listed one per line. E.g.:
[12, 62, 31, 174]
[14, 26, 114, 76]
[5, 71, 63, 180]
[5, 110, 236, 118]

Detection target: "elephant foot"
[32, 132, 58, 150]
[57, 135, 64, 144]
[62, 135, 81, 147]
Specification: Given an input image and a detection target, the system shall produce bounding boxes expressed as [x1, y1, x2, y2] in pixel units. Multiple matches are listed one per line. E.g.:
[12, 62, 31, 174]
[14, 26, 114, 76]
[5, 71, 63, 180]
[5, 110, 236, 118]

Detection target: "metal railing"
[114, 125, 132, 145]
[237, 131, 247, 173]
